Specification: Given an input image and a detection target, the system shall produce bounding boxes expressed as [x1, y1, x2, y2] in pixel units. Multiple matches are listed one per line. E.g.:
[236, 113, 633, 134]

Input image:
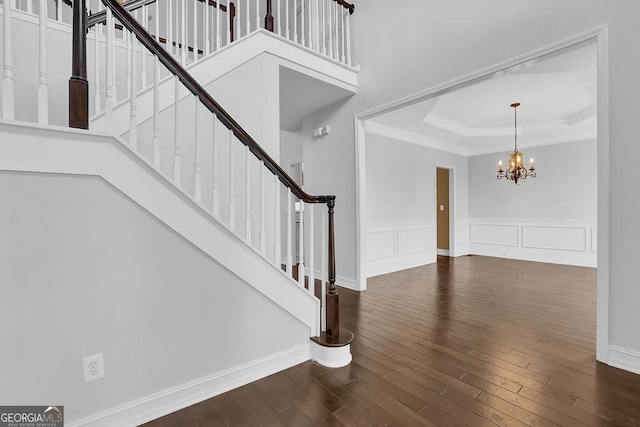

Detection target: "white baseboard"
[437, 249, 450, 256]
[67, 344, 311, 427]
[608, 346, 640, 375]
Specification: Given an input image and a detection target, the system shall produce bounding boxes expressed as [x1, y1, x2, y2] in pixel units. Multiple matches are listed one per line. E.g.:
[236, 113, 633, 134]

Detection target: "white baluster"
[173, 77, 181, 184]
[56, 0, 62, 22]
[112, 16, 117, 102]
[126, 29, 132, 96]
[333, 0, 338, 60]
[300, 0, 305, 46]
[215, 0, 221, 49]
[308, 203, 315, 291]
[129, 30, 138, 149]
[245, 145, 251, 243]
[276, 0, 281, 36]
[105, 8, 114, 130]
[260, 163, 266, 255]
[155, 0, 159, 42]
[340, 8, 345, 63]
[212, 115, 220, 217]
[153, 57, 160, 168]
[292, 0, 297, 43]
[286, 189, 292, 273]
[153, 1, 160, 165]
[284, 0, 289, 39]
[345, 6, 351, 65]
[2, 0, 15, 120]
[167, 0, 173, 55]
[181, 0, 186, 64]
[26, 0, 32, 14]
[321, 0, 325, 55]
[228, 129, 236, 231]
[254, 0, 258, 31]
[273, 175, 281, 266]
[193, 0, 198, 61]
[204, 0, 210, 54]
[235, 0, 241, 38]
[327, 0, 332, 58]
[297, 200, 304, 288]
[38, 0, 48, 124]
[194, 100, 202, 202]
[140, 5, 147, 88]
[307, 0, 318, 49]
[245, 0, 249, 35]
[94, 2, 101, 114]
[321, 208, 326, 331]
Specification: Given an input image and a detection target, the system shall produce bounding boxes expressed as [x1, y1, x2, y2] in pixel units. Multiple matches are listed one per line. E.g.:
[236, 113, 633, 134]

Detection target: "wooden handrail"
[88, 0, 233, 28]
[100, 0, 333, 204]
[333, 0, 355, 14]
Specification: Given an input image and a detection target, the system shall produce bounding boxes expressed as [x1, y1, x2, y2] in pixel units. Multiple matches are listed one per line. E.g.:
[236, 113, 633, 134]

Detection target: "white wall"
[365, 132, 468, 277]
[0, 170, 310, 424]
[467, 139, 597, 266]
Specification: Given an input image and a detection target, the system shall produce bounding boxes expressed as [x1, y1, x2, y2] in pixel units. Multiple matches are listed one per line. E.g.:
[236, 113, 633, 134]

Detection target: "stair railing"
[70, 0, 346, 339]
[1, 0, 355, 123]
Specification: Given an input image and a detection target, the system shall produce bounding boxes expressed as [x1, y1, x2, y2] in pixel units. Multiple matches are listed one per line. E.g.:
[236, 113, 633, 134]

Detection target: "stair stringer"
[0, 119, 320, 335]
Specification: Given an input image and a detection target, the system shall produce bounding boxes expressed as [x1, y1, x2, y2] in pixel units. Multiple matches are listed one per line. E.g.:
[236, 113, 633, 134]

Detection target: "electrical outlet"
[82, 353, 105, 383]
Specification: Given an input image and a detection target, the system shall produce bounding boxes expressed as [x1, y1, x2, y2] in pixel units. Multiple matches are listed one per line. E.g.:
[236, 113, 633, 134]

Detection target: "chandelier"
[497, 103, 536, 184]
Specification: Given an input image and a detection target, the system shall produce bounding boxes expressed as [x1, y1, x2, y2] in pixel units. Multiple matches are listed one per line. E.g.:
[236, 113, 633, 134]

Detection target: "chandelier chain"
[514, 105, 518, 151]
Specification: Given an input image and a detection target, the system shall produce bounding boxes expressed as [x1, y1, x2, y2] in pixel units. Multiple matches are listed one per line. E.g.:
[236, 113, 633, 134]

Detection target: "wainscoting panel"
[468, 218, 597, 267]
[522, 226, 587, 252]
[397, 227, 434, 255]
[470, 224, 519, 247]
[366, 224, 436, 277]
[366, 230, 396, 260]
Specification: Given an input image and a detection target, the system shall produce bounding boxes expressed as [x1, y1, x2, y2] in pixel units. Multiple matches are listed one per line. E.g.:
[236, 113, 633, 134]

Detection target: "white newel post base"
[310, 329, 354, 368]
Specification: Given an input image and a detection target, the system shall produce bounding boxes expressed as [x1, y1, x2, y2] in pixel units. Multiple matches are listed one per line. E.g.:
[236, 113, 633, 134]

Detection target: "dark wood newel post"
[326, 198, 340, 338]
[69, 0, 88, 129]
[264, 0, 274, 32]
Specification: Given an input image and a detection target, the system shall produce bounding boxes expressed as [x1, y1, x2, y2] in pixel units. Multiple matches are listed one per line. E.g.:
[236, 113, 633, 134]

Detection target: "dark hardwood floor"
[143, 255, 640, 426]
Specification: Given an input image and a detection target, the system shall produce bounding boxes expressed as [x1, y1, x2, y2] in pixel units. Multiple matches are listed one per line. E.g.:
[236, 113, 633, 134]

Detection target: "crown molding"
[365, 120, 596, 158]
[364, 121, 469, 156]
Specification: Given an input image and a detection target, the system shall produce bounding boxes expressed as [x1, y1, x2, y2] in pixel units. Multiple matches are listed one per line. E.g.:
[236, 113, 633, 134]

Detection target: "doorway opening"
[436, 167, 452, 256]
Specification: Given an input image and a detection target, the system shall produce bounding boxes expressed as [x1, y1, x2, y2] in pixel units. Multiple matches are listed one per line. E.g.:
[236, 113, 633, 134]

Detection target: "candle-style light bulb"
[499, 160, 503, 172]
[530, 157, 535, 169]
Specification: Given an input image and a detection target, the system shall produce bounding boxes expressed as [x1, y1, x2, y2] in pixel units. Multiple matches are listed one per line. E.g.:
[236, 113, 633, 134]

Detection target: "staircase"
[0, 0, 355, 424]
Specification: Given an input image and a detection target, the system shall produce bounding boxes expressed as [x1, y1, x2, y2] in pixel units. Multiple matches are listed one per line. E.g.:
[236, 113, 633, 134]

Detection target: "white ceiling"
[367, 41, 598, 156]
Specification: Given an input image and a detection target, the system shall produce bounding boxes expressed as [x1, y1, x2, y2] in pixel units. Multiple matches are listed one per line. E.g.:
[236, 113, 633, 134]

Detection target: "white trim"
[355, 25, 610, 365]
[365, 121, 468, 156]
[365, 119, 596, 158]
[608, 346, 640, 376]
[66, 344, 311, 427]
[437, 249, 450, 256]
[354, 117, 367, 291]
[311, 342, 352, 368]
[467, 218, 597, 267]
[595, 25, 610, 365]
